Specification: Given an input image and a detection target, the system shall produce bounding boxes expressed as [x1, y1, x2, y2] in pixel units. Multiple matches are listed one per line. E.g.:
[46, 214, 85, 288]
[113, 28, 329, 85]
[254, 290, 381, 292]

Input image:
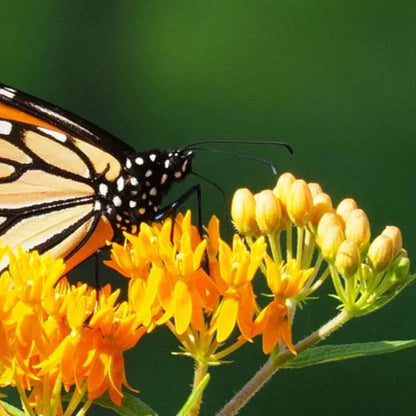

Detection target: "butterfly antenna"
[190, 147, 281, 175]
[184, 139, 293, 154]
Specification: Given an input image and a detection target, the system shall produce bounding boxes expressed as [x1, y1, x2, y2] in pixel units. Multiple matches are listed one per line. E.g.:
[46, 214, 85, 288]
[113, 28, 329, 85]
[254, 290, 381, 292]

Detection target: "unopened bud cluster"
[231, 172, 413, 316]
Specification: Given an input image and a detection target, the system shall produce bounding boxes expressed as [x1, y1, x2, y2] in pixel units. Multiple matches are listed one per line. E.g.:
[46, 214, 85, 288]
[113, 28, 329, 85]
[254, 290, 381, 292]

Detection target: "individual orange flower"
[253, 258, 313, 354]
[209, 235, 267, 343]
[154, 218, 210, 334]
[84, 290, 145, 405]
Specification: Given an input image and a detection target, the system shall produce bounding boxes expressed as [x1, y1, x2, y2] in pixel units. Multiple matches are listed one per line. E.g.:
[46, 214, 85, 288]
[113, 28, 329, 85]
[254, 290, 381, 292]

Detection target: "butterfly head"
[125, 147, 194, 191]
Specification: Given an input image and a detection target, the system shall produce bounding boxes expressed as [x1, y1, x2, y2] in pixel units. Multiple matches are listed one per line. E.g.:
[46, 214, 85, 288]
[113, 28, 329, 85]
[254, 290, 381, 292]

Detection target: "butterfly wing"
[0, 83, 134, 158]
[0, 83, 130, 271]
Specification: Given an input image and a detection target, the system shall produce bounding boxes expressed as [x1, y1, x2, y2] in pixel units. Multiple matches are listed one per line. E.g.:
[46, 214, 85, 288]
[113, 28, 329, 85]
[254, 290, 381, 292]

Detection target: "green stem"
[329, 265, 348, 304]
[15, 380, 36, 416]
[303, 265, 330, 296]
[286, 224, 293, 260]
[296, 227, 304, 266]
[75, 399, 93, 416]
[268, 231, 281, 264]
[216, 309, 351, 416]
[177, 373, 211, 416]
[302, 228, 315, 268]
[63, 382, 87, 416]
[188, 360, 209, 416]
[212, 339, 246, 362]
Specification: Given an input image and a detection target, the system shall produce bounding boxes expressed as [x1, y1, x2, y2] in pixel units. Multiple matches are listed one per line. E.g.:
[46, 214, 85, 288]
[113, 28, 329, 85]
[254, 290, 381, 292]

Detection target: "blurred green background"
[1, 1, 415, 415]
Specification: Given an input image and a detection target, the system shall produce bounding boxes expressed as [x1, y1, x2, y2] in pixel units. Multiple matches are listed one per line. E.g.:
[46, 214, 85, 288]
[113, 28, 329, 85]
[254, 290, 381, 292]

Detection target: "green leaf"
[281, 339, 416, 369]
[0, 401, 26, 416]
[94, 392, 158, 416]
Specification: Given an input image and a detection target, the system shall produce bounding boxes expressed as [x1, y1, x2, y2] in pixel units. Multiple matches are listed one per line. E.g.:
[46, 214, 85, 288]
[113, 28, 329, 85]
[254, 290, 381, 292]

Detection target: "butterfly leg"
[154, 184, 202, 234]
[94, 249, 101, 291]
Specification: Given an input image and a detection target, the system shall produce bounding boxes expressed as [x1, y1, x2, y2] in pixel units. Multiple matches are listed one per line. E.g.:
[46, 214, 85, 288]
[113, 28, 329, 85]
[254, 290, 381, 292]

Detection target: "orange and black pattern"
[0, 83, 194, 271]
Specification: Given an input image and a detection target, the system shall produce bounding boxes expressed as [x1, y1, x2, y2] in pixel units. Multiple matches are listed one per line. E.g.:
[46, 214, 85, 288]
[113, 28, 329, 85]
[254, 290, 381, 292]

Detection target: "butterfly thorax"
[97, 148, 194, 237]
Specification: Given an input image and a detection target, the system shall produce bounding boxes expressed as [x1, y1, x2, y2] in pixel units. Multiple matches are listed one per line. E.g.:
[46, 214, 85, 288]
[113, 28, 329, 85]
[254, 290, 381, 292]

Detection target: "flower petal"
[173, 280, 192, 335]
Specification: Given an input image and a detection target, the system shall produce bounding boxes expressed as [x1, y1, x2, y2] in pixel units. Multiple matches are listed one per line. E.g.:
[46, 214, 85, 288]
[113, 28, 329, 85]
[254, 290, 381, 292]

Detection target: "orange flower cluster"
[0, 247, 144, 414]
[107, 211, 311, 359]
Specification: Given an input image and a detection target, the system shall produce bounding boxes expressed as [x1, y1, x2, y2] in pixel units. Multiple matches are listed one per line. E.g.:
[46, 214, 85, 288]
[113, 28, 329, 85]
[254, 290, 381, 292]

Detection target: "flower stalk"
[216, 310, 351, 416]
[189, 361, 209, 416]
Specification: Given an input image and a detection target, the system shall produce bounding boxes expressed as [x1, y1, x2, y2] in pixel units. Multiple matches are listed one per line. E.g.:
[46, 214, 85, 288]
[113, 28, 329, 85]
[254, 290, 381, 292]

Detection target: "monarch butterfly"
[0, 83, 194, 272]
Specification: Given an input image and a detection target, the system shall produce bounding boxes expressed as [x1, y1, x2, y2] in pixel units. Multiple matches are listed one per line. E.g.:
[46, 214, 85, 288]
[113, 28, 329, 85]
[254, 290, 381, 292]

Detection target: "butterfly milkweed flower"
[107, 210, 314, 360]
[108, 170, 412, 363]
[0, 247, 145, 415]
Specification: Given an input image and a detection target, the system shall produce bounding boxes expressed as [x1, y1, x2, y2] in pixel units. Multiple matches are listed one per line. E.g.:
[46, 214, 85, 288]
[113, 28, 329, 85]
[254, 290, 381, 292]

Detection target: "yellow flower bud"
[286, 179, 313, 226]
[344, 209, 371, 251]
[320, 224, 345, 262]
[254, 190, 282, 234]
[336, 198, 358, 227]
[308, 182, 323, 198]
[367, 235, 393, 271]
[335, 240, 361, 276]
[273, 172, 296, 208]
[272, 172, 296, 229]
[317, 212, 343, 245]
[231, 188, 259, 236]
[311, 192, 333, 226]
[381, 226, 402, 259]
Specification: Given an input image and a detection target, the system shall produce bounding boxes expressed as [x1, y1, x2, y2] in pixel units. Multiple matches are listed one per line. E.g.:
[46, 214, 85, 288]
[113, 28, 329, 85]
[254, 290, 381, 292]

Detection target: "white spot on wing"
[145, 169, 152, 177]
[129, 200, 137, 208]
[0, 88, 15, 99]
[130, 177, 138, 186]
[113, 196, 122, 207]
[149, 153, 157, 162]
[135, 157, 144, 165]
[149, 187, 157, 196]
[94, 201, 102, 211]
[99, 183, 108, 196]
[117, 177, 125, 191]
[0, 120, 12, 135]
[37, 127, 67, 142]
